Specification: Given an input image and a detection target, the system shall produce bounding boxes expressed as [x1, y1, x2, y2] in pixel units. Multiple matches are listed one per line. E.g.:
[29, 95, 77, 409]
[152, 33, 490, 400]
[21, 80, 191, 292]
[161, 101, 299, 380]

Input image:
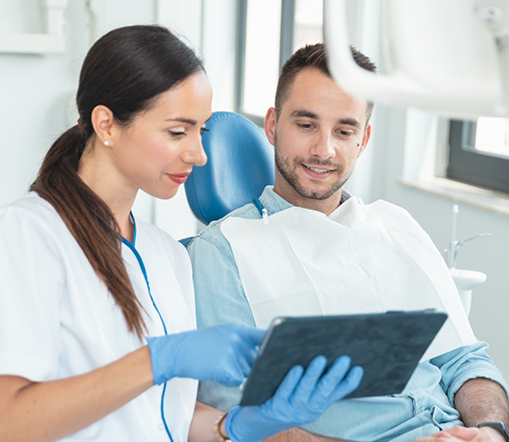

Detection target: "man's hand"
[472, 426, 507, 442]
[413, 425, 507, 442]
[264, 427, 348, 441]
[413, 426, 479, 442]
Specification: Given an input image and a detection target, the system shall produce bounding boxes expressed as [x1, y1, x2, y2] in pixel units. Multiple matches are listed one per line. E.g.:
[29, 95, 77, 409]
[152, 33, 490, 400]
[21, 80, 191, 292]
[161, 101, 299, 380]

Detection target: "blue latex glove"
[146, 324, 265, 386]
[225, 355, 363, 442]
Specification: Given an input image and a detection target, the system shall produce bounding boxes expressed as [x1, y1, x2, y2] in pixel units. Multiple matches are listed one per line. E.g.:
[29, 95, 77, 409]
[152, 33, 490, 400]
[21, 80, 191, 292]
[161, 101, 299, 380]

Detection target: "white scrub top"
[0, 193, 198, 442]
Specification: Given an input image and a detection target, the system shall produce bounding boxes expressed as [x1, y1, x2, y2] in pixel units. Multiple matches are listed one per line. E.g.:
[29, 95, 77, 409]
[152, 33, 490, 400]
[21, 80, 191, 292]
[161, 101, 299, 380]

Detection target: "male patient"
[187, 43, 509, 442]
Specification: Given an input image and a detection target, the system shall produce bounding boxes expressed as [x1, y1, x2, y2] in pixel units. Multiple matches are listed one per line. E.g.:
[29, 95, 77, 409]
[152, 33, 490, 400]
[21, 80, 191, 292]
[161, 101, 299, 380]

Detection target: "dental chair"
[180, 111, 275, 246]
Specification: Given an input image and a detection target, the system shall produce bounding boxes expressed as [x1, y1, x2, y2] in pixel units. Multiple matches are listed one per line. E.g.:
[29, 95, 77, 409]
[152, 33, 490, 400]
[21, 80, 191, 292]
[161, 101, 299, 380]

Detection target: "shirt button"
[158, 423, 164, 431]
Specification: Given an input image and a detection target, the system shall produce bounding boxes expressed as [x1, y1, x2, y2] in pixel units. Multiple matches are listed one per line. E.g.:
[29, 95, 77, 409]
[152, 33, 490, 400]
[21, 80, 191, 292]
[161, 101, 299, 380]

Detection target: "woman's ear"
[90, 105, 115, 146]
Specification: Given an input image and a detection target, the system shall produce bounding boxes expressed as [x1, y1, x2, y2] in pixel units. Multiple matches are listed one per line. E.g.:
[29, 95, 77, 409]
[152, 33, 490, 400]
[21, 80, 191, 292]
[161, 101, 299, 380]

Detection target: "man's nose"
[310, 131, 335, 159]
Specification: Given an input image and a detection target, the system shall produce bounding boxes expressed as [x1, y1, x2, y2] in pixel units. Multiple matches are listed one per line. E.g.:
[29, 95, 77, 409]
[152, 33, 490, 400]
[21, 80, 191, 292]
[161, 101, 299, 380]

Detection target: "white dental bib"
[221, 197, 476, 361]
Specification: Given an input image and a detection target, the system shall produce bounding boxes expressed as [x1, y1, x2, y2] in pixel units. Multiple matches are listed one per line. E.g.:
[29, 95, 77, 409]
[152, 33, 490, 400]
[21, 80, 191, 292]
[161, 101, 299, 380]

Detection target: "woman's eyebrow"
[165, 117, 198, 125]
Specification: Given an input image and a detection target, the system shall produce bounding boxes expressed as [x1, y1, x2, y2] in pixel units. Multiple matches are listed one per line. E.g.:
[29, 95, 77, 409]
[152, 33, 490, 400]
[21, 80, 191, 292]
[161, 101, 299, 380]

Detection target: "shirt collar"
[258, 186, 293, 215]
[258, 186, 351, 216]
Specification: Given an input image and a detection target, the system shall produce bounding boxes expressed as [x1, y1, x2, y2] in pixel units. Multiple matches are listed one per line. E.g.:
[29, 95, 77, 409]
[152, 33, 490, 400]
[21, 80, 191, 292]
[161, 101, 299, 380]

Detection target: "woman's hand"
[146, 324, 265, 385]
[224, 355, 363, 442]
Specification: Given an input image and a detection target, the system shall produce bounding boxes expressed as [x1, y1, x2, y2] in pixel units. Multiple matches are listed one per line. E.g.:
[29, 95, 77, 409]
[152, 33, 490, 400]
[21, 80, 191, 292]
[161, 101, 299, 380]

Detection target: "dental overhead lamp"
[324, 0, 509, 119]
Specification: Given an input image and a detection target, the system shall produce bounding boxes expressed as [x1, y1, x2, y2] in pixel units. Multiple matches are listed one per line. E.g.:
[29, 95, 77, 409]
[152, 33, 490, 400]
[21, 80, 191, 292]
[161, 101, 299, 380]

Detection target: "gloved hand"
[224, 355, 363, 442]
[146, 324, 265, 386]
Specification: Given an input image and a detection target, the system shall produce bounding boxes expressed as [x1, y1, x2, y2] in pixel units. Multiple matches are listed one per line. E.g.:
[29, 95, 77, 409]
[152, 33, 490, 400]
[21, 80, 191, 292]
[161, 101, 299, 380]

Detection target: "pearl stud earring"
[104, 140, 110, 146]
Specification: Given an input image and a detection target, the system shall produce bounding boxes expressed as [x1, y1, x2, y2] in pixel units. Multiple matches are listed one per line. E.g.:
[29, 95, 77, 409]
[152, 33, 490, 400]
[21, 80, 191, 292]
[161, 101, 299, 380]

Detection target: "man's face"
[265, 67, 371, 212]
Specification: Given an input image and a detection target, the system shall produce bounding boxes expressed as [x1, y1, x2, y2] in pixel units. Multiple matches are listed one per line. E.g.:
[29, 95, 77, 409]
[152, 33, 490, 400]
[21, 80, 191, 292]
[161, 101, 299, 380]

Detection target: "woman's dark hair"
[30, 25, 204, 339]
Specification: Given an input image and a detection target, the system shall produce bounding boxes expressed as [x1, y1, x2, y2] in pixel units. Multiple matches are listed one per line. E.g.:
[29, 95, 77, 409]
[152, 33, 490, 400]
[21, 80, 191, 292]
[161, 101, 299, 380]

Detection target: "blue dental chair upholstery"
[182, 111, 275, 242]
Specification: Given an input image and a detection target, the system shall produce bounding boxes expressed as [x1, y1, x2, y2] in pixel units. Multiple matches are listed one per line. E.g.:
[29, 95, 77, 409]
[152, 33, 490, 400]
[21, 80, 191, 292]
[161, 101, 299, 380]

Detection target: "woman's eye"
[169, 131, 185, 139]
[200, 127, 209, 135]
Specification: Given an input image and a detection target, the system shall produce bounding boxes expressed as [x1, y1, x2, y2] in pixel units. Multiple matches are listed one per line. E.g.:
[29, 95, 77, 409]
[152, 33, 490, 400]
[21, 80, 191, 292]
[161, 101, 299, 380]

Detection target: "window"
[447, 119, 509, 194]
[235, 0, 323, 125]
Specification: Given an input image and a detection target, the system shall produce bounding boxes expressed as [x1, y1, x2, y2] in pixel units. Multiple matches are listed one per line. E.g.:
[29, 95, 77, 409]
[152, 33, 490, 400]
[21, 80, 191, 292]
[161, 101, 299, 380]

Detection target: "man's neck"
[272, 181, 343, 216]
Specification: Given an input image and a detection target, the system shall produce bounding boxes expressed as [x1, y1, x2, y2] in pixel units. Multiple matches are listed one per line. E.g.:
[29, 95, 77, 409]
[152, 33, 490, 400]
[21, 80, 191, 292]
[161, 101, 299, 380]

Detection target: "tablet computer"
[240, 310, 447, 406]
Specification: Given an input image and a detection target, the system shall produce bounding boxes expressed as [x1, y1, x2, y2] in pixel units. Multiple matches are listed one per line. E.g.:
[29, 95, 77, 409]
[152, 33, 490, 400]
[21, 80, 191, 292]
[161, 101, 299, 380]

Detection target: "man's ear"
[357, 124, 371, 158]
[90, 105, 116, 146]
[264, 107, 277, 146]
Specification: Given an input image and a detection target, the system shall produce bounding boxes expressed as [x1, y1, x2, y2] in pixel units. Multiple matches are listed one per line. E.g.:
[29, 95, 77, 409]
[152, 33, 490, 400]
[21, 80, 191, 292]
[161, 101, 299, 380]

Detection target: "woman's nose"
[184, 136, 208, 166]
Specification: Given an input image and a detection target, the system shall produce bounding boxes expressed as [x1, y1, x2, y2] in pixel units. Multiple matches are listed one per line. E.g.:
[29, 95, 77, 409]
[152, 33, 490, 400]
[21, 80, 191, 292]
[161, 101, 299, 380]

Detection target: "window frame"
[447, 120, 509, 194]
[235, 0, 295, 126]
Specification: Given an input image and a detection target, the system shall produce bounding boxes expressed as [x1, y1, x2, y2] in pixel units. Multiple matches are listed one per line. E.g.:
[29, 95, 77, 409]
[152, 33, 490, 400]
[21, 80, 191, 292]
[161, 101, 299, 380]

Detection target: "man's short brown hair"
[274, 43, 377, 122]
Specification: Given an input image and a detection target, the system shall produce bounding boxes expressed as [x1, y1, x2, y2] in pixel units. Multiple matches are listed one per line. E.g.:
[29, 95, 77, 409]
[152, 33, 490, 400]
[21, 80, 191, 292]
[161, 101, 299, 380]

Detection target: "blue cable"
[253, 198, 264, 215]
[122, 218, 174, 442]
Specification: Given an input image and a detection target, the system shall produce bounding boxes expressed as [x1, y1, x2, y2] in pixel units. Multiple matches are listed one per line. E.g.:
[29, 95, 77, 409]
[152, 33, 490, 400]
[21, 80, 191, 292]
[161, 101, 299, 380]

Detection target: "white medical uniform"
[0, 193, 198, 442]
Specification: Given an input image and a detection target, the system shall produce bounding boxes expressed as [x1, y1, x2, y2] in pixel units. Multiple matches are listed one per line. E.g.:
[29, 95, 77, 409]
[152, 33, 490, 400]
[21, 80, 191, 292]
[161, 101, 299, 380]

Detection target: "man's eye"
[297, 123, 313, 129]
[337, 130, 353, 137]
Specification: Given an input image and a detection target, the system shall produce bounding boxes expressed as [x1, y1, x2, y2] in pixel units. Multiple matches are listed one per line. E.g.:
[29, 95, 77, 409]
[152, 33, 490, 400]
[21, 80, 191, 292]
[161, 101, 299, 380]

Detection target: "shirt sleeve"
[187, 232, 255, 410]
[0, 204, 64, 381]
[430, 341, 509, 405]
[187, 233, 256, 330]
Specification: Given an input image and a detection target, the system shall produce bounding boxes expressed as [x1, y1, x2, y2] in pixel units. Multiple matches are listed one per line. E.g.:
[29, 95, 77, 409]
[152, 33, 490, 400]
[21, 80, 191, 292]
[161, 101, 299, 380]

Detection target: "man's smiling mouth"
[304, 165, 334, 174]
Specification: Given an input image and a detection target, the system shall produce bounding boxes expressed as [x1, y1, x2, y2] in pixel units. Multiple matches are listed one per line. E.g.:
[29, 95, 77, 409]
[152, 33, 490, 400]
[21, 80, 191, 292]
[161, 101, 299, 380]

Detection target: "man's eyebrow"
[290, 110, 320, 119]
[165, 117, 198, 125]
[290, 111, 361, 128]
[337, 117, 361, 128]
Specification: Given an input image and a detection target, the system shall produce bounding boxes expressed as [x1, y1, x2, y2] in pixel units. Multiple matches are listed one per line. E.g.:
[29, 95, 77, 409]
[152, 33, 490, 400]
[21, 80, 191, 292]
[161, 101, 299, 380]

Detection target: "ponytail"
[31, 125, 146, 339]
[30, 25, 204, 339]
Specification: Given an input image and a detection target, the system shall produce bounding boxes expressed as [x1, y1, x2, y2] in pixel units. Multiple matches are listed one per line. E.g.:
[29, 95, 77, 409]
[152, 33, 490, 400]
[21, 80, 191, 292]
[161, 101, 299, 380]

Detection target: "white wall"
[366, 104, 509, 381]
[0, 0, 157, 207]
[2, 1, 508, 382]
[0, 0, 237, 239]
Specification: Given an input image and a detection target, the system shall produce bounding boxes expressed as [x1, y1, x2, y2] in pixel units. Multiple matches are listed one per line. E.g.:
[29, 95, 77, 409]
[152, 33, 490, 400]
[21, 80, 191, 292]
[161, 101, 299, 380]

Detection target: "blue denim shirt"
[187, 186, 507, 442]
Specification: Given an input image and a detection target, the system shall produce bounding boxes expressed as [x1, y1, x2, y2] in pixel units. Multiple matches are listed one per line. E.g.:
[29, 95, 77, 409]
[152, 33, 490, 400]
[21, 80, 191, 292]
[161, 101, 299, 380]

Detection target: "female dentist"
[0, 25, 362, 442]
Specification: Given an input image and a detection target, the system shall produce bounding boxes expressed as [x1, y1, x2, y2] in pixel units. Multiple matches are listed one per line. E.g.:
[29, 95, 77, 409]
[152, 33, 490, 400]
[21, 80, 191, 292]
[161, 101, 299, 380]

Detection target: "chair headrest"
[185, 111, 275, 225]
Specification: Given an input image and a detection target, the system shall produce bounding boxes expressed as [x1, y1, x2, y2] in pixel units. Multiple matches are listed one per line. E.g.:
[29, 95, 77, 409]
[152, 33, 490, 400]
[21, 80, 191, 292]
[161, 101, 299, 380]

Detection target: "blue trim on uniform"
[131, 212, 137, 245]
[122, 216, 172, 442]
[121, 238, 168, 336]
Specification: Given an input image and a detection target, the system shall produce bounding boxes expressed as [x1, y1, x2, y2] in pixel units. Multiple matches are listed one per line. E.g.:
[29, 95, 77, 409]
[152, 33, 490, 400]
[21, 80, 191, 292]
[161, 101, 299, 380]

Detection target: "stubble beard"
[274, 131, 354, 201]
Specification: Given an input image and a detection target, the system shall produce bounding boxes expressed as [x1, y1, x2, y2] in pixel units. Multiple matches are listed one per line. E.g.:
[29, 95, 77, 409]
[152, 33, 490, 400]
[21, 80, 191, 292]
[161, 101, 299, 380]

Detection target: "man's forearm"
[454, 377, 509, 427]
[264, 427, 352, 442]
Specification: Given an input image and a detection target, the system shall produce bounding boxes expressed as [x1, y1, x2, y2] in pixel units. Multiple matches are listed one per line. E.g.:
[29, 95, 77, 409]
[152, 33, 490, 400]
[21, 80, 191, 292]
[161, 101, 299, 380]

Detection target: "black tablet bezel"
[240, 310, 447, 406]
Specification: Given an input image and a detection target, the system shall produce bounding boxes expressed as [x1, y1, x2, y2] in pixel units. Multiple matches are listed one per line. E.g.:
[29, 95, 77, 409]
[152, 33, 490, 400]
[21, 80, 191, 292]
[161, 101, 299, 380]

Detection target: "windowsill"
[399, 177, 509, 218]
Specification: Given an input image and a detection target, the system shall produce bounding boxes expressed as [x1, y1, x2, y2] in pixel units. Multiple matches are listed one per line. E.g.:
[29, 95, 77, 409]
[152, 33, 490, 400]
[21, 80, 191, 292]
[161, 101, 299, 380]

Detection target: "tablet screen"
[240, 310, 447, 406]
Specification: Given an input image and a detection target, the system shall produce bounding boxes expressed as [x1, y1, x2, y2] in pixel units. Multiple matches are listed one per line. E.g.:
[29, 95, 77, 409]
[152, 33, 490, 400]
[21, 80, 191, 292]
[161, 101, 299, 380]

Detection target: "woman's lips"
[166, 173, 191, 184]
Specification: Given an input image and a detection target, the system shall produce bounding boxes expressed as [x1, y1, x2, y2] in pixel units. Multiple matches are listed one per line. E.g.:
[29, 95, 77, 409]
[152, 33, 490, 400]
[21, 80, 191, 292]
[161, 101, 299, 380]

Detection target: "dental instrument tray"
[240, 310, 447, 406]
